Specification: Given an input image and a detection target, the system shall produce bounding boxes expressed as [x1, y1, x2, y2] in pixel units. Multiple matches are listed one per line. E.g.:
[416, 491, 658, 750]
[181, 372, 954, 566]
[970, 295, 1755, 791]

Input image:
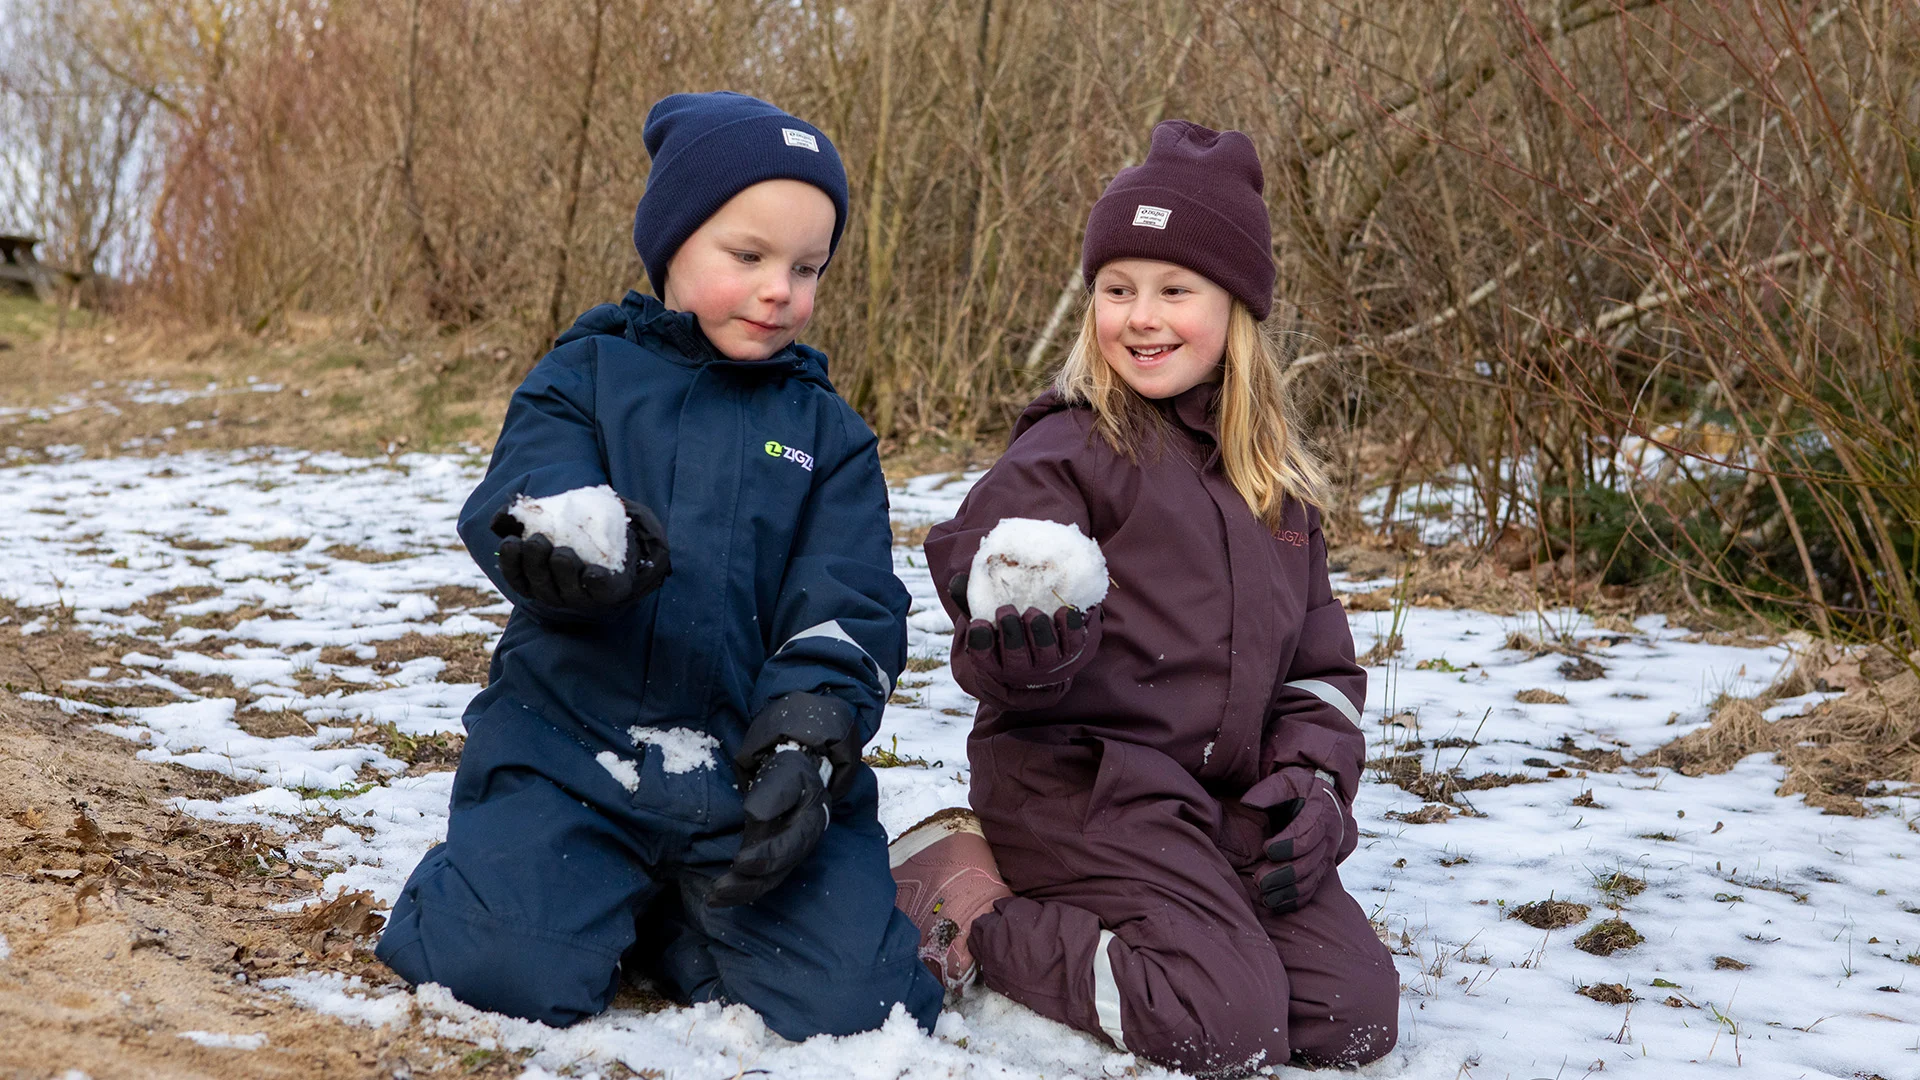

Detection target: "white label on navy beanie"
[1132, 205, 1171, 229]
[782, 128, 820, 152]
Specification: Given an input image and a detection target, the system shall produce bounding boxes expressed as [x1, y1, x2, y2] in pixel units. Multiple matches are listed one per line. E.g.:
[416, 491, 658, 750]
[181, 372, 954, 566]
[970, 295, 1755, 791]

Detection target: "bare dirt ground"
[0, 617, 561, 1079]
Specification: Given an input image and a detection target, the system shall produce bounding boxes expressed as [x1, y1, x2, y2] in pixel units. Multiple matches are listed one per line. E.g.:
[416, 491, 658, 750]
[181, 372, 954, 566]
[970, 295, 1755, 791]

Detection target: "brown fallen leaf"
[296, 889, 387, 940]
[66, 806, 109, 853]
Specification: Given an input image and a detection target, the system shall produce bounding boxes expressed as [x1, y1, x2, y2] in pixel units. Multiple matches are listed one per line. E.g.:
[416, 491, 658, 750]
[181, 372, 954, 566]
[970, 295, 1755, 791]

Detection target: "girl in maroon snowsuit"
[909, 121, 1399, 1075]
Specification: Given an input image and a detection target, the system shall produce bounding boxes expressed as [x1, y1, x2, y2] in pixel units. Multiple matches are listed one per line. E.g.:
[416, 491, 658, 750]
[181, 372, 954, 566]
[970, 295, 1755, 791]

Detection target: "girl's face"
[1091, 259, 1232, 400]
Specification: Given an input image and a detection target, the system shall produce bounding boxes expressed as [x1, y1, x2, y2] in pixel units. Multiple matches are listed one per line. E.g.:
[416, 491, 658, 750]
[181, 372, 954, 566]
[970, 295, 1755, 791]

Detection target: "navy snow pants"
[376, 698, 942, 1037]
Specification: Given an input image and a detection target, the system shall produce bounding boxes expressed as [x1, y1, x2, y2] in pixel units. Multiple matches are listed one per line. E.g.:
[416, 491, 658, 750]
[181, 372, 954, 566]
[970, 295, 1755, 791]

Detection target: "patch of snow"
[262, 972, 412, 1028]
[0, 933, 10, 960]
[509, 485, 627, 571]
[595, 751, 639, 792]
[967, 517, 1107, 616]
[628, 726, 720, 774]
[907, 607, 953, 634]
[176, 1030, 268, 1050]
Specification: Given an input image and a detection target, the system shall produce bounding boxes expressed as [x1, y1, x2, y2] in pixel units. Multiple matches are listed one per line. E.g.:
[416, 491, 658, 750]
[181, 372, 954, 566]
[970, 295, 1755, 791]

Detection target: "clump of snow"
[595, 751, 639, 792]
[966, 518, 1107, 617]
[177, 1031, 268, 1050]
[628, 726, 720, 774]
[508, 485, 627, 571]
[0, 933, 10, 960]
[262, 973, 412, 1028]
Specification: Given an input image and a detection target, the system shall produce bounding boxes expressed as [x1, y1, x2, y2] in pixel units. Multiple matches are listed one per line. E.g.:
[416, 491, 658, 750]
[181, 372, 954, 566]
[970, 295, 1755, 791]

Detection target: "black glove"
[707, 693, 861, 908]
[946, 572, 1102, 711]
[1243, 768, 1351, 914]
[489, 496, 670, 616]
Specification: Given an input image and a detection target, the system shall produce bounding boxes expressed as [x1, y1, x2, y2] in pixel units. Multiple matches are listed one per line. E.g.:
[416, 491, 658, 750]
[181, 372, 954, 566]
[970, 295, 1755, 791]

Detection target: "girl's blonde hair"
[1054, 298, 1328, 527]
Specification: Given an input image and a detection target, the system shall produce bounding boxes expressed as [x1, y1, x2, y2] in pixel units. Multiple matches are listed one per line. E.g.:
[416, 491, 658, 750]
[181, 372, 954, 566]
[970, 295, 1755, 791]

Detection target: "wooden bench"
[0, 235, 85, 302]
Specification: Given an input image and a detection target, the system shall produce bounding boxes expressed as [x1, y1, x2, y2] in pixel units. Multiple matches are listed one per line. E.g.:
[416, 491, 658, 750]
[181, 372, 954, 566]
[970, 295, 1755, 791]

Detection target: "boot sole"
[887, 806, 985, 869]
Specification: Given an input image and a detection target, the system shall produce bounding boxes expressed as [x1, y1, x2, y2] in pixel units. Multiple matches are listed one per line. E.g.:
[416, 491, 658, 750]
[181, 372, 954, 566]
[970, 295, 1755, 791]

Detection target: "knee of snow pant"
[1263, 880, 1401, 1067]
[974, 897, 1290, 1077]
[1287, 968, 1398, 1068]
[377, 761, 660, 1027]
[672, 769, 942, 1040]
[376, 843, 636, 1027]
[1100, 915, 1292, 1076]
[707, 916, 938, 1042]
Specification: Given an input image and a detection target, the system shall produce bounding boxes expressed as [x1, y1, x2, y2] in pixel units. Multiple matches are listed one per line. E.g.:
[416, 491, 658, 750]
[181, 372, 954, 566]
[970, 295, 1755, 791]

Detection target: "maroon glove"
[946, 573, 1102, 712]
[1242, 767, 1354, 914]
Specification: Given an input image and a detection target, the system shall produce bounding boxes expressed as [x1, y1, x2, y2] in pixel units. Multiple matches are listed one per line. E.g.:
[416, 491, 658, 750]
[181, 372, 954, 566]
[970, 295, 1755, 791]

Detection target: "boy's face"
[660, 179, 836, 361]
[1091, 258, 1231, 400]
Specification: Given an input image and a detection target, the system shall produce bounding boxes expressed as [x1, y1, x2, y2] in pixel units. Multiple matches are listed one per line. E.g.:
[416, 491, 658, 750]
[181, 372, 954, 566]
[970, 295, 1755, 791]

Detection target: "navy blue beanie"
[633, 91, 849, 294]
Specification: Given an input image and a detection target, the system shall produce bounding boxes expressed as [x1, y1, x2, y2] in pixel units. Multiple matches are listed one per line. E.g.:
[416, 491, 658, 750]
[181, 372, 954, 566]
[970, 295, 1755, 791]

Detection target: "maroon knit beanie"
[1081, 120, 1276, 319]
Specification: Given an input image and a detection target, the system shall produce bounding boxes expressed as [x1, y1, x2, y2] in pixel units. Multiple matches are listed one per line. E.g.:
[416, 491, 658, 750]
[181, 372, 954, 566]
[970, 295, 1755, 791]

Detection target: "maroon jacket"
[924, 384, 1367, 803]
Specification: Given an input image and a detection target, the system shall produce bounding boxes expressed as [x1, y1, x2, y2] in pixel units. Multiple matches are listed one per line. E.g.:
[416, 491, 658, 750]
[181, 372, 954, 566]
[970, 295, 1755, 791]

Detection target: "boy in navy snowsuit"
[375, 92, 942, 1038]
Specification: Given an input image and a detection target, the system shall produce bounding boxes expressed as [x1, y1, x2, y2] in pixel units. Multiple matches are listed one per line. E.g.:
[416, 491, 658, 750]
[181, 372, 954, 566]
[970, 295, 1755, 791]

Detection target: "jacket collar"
[1162, 380, 1221, 444]
[615, 291, 829, 381]
[1010, 382, 1223, 454]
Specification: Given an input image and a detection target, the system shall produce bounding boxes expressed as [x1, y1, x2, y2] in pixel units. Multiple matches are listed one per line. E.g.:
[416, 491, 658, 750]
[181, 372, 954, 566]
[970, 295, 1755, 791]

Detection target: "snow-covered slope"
[2, 451, 1914, 1079]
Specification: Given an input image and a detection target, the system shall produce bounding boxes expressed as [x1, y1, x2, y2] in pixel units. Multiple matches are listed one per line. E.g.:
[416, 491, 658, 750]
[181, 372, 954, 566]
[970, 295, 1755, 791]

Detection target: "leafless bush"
[0, 0, 154, 296]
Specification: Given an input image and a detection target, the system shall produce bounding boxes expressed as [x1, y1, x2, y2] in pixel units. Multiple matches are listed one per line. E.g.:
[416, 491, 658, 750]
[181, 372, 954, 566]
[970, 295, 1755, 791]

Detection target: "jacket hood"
[556, 291, 835, 391]
[1009, 388, 1074, 445]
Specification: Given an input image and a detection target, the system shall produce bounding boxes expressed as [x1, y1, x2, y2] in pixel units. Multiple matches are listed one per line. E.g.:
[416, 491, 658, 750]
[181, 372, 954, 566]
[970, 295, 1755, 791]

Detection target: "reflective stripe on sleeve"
[1283, 678, 1361, 724]
[1092, 929, 1126, 1050]
[778, 619, 894, 695]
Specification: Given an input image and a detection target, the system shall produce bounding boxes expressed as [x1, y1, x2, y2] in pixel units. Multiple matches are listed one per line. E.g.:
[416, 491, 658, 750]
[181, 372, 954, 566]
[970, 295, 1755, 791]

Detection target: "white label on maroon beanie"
[782, 128, 820, 152]
[1132, 205, 1172, 229]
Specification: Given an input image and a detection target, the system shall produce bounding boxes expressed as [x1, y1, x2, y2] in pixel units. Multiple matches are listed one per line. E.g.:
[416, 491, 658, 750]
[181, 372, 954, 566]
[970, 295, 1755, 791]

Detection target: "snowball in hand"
[507, 485, 628, 572]
[967, 517, 1108, 617]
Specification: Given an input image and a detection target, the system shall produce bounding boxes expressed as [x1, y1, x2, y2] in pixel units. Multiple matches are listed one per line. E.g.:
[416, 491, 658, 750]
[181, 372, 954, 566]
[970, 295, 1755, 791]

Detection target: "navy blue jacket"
[458, 292, 905, 759]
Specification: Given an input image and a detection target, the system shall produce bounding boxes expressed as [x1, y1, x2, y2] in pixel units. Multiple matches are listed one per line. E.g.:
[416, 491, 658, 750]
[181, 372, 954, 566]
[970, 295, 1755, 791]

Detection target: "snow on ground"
[6, 451, 1918, 1079]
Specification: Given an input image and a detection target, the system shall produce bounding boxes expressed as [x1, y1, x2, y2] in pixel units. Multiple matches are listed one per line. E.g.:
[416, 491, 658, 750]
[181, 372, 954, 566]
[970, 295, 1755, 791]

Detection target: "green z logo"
[763, 440, 815, 472]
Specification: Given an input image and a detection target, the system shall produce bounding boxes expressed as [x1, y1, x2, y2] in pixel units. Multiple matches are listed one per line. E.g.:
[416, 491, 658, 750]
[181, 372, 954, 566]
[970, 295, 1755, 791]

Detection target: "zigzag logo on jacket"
[764, 440, 815, 472]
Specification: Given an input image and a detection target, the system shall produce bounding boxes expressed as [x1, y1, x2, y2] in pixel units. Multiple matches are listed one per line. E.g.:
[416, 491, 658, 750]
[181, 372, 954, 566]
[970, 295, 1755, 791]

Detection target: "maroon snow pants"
[968, 733, 1399, 1076]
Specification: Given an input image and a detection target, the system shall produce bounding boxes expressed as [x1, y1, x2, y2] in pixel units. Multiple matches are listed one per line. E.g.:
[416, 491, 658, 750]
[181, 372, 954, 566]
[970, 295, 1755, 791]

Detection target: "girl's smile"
[1126, 344, 1181, 362]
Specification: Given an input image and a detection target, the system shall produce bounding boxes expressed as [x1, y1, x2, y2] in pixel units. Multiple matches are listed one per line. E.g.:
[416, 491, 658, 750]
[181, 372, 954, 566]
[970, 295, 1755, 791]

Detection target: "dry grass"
[374, 633, 494, 687]
[1577, 982, 1635, 1005]
[323, 544, 416, 564]
[1640, 648, 1920, 815]
[0, 303, 515, 461]
[1368, 754, 1544, 805]
[1574, 919, 1644, 956]
[1509, 899, 1590, 930]
[427, 584, 500, 611]
[1516, 689, 1571, 705]
[1558, 657, 1607, 682]
[1595, 872, 1646, 901]
[1385, 804, 1455, 825]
